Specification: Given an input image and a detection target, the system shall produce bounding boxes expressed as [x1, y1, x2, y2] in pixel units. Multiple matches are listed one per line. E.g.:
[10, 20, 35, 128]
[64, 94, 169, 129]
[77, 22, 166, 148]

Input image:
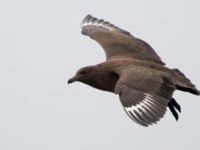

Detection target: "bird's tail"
[172, 69, 200, 95]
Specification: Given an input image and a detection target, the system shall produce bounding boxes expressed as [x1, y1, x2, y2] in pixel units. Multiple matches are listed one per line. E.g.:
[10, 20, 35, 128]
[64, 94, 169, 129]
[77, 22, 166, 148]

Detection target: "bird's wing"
[114, 68, 175, 126]
[81, 15, 165, 65]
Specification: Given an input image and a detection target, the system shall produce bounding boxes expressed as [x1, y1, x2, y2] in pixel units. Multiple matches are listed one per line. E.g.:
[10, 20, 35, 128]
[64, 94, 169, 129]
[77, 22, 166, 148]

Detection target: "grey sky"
[0, 0, 200, 150]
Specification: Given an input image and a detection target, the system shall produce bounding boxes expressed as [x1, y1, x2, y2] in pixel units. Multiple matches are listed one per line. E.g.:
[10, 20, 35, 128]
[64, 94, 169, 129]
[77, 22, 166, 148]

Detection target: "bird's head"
[68, 66, 97, 84]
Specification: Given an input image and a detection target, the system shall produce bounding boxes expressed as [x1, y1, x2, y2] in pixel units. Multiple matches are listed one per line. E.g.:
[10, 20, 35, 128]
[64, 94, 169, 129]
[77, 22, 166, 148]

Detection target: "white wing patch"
[81, 15, 114, 31]
[81, 15, 130, 35]
[124, 93, 167, 127]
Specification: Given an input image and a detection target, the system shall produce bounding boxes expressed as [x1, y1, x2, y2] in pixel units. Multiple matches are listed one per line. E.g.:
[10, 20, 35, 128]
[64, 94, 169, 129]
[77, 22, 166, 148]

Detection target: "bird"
[68, 15, 200, 127]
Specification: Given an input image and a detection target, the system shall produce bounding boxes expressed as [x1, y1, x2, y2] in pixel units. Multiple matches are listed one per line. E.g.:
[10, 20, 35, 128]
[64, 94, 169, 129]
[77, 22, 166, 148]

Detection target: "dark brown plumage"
[68, 15, 200, 127]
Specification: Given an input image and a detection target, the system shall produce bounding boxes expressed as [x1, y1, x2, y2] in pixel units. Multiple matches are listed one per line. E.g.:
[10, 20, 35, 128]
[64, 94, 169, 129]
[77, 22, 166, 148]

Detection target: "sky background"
[0, 0, 200, 150]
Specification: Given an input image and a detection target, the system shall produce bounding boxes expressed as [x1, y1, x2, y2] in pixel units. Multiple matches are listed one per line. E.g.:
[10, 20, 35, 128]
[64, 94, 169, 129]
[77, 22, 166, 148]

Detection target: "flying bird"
[68, 15, 200, 127]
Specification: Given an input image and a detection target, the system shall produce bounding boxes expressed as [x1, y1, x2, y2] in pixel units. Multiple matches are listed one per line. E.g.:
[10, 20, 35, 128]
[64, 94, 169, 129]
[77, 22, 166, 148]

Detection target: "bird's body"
[68, 15, 199, 126]
[84, 58, 166, 91]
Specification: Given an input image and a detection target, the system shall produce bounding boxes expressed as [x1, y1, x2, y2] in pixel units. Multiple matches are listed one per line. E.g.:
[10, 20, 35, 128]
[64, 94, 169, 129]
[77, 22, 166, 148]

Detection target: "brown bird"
[68, 15, 200, 127]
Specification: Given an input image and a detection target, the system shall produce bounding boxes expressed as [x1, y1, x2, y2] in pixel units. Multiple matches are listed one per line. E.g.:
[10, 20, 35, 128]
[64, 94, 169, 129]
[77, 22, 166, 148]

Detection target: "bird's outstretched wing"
[81, 15, 165, 65]
[114, 68, 175, 126]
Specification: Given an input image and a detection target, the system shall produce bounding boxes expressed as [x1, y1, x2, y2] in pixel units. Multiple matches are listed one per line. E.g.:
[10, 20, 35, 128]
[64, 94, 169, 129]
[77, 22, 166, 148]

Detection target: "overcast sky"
[0, 0, 200, 150]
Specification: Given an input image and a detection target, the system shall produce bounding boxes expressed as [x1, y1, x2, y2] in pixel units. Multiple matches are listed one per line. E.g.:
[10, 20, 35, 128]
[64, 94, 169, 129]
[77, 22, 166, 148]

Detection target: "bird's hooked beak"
[68, 76, 77, 84]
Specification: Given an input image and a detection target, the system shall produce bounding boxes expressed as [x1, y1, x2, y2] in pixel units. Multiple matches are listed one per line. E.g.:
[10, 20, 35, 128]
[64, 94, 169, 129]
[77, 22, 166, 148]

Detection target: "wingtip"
[81, 14, 97, 28]
[85, 14, 92, 18]
[81, 14, 131, 35]
[83, 14, 93, 22]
